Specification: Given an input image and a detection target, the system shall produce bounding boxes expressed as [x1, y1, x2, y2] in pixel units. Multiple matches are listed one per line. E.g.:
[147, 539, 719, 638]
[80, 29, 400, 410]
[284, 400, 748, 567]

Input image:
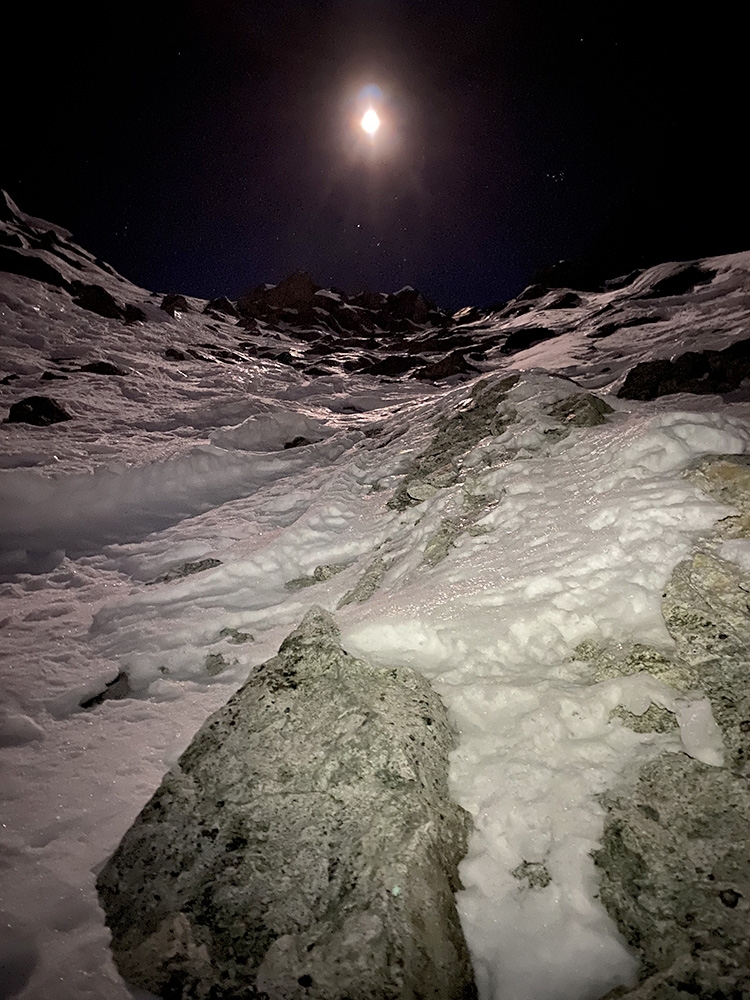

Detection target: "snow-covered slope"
[2, 196, 750, 999]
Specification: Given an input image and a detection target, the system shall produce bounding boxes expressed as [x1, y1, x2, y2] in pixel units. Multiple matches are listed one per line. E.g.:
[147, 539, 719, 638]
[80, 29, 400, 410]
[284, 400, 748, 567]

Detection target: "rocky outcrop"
[500, 325, 559, 354]
[591, 454, 750, 998]
[70, 282, 125, 319]
[203, 296, 239, 318]
[0, 244, 69, 288]
[79, 360, 128, 376]
[161, 293, 191, 316]
[7, 395, 72, 425]
[235, 274, 449, 344]
[641, 263, 716, 299]
[238, 271, 320, 318]
[618, 337, 750, 400]
[96, 607, 476, 1000]
[412, 350, 480, 381]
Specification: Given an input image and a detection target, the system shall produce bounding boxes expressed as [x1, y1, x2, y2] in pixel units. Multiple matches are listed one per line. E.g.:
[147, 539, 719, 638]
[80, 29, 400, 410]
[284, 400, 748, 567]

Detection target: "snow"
[2, 235, 750, 1000]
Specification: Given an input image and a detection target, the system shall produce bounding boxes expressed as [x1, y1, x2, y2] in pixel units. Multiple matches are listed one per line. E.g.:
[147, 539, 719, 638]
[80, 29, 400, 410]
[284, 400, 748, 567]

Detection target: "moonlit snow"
[3, 210, 750, 1000]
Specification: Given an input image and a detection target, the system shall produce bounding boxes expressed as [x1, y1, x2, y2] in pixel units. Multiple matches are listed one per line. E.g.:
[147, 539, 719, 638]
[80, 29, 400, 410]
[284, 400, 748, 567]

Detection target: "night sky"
[2, 2, 745, 310]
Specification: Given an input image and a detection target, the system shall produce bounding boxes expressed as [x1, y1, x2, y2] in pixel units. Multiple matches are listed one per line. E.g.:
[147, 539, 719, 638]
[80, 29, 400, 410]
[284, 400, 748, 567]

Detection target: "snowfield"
[3, 201, 750, 1000]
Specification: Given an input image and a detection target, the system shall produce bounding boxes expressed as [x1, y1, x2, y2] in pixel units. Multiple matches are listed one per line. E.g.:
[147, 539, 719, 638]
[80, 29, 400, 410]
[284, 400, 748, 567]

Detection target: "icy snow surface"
[3, 242, 750, 1000]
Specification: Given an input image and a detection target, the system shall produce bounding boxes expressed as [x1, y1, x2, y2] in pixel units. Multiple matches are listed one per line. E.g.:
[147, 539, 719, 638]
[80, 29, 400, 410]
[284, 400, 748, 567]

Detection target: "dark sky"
[2, 2, 745, 309]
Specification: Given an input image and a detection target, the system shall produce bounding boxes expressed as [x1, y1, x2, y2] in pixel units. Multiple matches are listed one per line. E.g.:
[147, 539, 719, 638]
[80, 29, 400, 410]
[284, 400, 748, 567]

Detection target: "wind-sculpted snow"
[0, 432, 360, 576]
[3, 200, 750, 1000]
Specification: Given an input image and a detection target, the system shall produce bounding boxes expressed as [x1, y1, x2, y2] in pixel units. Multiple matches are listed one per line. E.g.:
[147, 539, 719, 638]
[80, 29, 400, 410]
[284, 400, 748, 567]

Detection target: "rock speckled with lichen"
[593, 456, 750, 998]
[96, 607, 475, 1000]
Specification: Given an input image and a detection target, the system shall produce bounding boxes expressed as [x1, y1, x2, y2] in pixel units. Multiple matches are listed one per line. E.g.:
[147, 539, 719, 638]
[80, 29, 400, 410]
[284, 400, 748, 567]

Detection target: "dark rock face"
[515, 283, 547, 302]
[80, 672, 131, 710]
[413, 351, 480, 381]
[124, 303, 147, 324]
[546, 291, 582, 309]
[236, 274, 449, 342]
[79, 361, 127, 376]
[161, 293, 191, 316]
[164, 347, 188, 361]
[382, 287, 434, 324]
[588, 315, 662, 340]
[500, 325, 559, 354]
[7, 395, 72, 426]
[70, 282, 125, 319]
[618, 337, 750, 400]
[203, 296, 239, 318]
[547, 392, 613, 427]
[238, 272, 320, 317]
[96, 608, 476, 1000]
[361, 354, 422, 377]
[642, 264, 716, 298]
[0, 245, 69, 288]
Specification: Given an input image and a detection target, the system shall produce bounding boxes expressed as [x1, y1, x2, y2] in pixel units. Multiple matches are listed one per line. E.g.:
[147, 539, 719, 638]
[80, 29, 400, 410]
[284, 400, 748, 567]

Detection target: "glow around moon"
[361, 108, 380, 135]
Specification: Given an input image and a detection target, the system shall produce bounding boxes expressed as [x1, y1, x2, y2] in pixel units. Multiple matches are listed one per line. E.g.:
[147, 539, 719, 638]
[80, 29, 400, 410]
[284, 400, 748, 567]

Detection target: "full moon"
[361, 108, 380, 135]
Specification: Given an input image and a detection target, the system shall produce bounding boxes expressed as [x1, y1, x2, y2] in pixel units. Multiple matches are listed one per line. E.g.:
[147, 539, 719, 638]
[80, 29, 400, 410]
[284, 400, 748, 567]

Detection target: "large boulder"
[70, 282, 125, 319]
[7, 395, 72, 426]
[97, 607, 476, 1000]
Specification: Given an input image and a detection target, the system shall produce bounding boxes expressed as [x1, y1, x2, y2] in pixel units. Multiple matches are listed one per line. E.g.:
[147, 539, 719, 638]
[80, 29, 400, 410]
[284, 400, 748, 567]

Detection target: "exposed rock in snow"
[70, 282, 126, 320]
[618, 337, 750, 400]
[592, 455, 750, 997]
[160, 293, 191, 316]
[6, 394, 72, 425]
[500, 325, 559, 354]
[412, 349, 480, 381]
[96, 607, 475, 1000]
[202, 296, 239, 318]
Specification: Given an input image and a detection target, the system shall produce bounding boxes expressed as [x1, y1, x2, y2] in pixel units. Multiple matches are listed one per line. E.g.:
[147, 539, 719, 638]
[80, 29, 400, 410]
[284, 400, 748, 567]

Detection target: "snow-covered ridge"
[2, 199, 750, 999]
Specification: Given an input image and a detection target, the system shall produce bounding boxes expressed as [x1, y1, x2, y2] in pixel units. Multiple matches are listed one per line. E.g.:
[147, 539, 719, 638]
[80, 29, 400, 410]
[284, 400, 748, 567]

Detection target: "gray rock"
[546, 392, 613, 427]
[203, 297, 239, 318]
[203, 653, 229, 677]
[511, 861, 552, 890]
[592, 488, 750, 995]
[422, 493, 500, 568]
[217, 627, 253, 645]
[388, 373, 520, 511]
[337, 557, 387, 608]
[412, 351, 480, 382]
[80, 671, 132, 710]
[96, 608, 476, 1000]
[285, 563, 350, 592]
[685, 454, 750, 538]
[595, 756, 750, 1000]
[147, 558, 222, 586]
